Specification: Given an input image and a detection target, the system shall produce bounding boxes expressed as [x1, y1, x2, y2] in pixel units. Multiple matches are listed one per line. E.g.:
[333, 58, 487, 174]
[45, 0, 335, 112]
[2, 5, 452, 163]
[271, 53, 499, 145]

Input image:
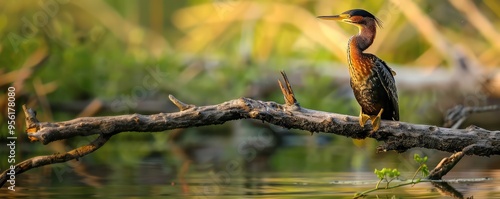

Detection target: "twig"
[277, 71, 299, 108]
[0, 134, 111, 187]
[354, 179, 432, 198]
[169, 94, 195, 111]
[443, 104, 500, 128]
[427, 145, 475, 180]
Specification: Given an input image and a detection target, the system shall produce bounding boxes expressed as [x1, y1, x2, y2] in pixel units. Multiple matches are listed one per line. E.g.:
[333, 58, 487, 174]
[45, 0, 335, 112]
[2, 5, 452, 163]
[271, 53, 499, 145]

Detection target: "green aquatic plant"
[354, 154, 429, 198]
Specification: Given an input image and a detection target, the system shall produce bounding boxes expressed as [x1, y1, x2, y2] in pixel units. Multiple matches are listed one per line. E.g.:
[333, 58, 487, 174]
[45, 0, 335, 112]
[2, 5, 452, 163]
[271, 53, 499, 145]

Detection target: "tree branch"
[22, 96, 500, 155]
[443, 104, 500, 128]
[427, 147, 467, 180]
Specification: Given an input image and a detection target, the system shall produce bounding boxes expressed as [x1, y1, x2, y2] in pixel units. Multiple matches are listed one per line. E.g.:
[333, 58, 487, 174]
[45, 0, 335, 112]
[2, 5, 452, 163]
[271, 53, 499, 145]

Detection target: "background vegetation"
[1, 0, 499, 195]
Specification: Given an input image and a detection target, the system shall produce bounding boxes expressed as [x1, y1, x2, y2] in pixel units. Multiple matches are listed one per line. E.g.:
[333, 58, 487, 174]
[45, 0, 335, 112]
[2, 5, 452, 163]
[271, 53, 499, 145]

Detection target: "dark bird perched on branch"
[318, 9, 399, 131]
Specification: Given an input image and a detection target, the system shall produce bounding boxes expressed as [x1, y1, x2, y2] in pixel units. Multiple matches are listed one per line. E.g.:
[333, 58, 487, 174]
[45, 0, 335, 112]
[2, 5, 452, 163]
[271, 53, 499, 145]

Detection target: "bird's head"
[317, 9, 382, 29]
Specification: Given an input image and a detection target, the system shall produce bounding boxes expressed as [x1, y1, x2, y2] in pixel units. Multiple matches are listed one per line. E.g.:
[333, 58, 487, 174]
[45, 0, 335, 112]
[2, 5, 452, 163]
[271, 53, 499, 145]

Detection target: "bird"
[317, 9, 399, 132]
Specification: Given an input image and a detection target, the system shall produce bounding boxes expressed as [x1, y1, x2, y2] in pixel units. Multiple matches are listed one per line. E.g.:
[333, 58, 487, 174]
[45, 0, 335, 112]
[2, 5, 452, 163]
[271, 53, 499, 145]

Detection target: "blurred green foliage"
[1, 0, 499, 175]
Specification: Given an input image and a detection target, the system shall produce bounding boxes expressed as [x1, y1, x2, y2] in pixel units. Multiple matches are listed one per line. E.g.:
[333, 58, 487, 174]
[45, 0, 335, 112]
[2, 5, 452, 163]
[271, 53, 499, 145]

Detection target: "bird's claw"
[359, 110, 370, 127]
[369, 108, 384, 133]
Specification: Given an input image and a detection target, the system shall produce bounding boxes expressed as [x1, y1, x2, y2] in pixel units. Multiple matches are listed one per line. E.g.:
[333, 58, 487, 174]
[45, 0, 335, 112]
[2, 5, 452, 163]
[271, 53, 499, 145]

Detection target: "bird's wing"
[373, 56, 399, 121]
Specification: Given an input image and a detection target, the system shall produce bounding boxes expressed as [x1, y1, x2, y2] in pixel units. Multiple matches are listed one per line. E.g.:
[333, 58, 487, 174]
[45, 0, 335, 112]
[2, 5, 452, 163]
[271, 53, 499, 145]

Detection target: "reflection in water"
[3, 163, 500, 198]
[432, 181, 464, 199]
[166, 120, 284, 196]
[3, 126, 500, 199]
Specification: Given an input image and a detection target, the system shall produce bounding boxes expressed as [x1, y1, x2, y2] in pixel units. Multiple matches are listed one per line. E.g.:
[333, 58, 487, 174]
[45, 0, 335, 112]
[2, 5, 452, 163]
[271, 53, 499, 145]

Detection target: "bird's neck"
[347, 25, 377, 78]
[350, 25, 376, 52]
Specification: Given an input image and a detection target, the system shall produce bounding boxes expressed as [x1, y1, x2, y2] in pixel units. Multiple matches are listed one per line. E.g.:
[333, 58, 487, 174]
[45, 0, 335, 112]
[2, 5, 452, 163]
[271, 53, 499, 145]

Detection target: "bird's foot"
[370, 115, 381, 132]
[369, 108, 384, 133]
[359, 110, 370, 128]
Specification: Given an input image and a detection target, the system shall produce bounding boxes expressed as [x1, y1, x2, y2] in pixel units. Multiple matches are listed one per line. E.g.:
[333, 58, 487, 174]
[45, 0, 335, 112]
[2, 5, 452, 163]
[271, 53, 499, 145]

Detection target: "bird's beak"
[317, 14, 351, 22]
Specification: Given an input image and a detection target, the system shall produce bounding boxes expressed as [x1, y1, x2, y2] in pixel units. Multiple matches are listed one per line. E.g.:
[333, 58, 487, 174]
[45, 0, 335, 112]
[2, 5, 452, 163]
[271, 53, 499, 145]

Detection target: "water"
[2, 134, 500, 198]
[2, 168, 499, 198]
